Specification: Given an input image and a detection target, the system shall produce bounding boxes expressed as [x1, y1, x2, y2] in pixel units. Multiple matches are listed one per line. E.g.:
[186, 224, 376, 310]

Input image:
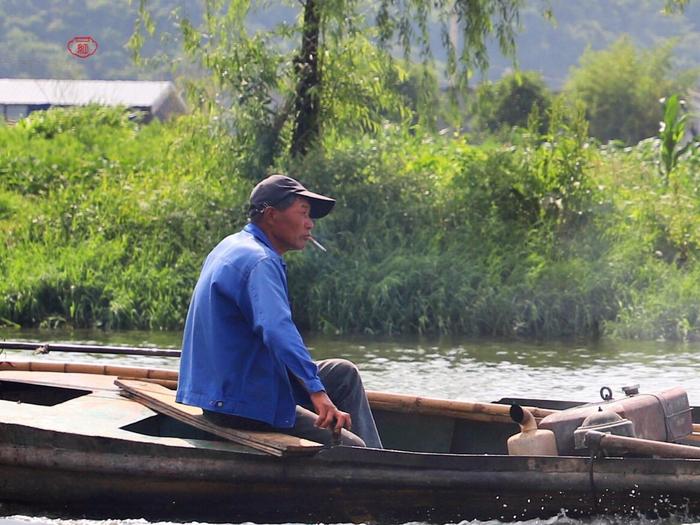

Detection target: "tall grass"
[1, 105, 699, 340]
[0, 106, 249, 330]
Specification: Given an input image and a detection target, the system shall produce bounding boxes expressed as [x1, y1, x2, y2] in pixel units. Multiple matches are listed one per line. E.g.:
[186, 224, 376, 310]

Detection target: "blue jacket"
[176, 223, 325, 428]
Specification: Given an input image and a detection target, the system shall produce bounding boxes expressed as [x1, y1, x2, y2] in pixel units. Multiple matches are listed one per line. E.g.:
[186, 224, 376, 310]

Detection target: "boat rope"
[587, 443, 601, 513]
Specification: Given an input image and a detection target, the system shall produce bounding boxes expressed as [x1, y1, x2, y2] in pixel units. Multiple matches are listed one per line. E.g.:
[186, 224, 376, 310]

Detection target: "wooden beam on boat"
[115, 379, 324, 458]
[366, 391, 556, 423]
[585, 429, 700, 459]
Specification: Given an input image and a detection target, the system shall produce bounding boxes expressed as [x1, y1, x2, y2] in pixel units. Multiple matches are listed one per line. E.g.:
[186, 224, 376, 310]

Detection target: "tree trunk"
[290, 0, 321, 158]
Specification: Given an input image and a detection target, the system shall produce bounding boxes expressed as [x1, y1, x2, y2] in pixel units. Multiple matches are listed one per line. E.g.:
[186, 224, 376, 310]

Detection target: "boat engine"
[538, 385, 692, 455]
[573, 408, 635, 450]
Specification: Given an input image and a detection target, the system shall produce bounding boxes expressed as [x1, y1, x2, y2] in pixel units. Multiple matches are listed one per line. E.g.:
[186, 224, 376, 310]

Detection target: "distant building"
[0, 79, 187, 122]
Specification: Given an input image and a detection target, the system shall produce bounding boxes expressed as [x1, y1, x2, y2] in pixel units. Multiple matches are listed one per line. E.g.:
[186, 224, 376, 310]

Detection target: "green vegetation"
[0, 106, 246, 330]
[470, 71, 552, 136]
[564, 36, 697, 144]
[2, 2, 699, 341]
[2, 100, 700, 340]
[132, 0, 525, 159]
[658, 93, 696, 183]
[0, 0, 175, 80]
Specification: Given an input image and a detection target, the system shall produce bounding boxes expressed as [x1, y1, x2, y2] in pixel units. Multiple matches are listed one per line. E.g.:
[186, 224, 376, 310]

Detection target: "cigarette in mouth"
[309, 236, 327, 252]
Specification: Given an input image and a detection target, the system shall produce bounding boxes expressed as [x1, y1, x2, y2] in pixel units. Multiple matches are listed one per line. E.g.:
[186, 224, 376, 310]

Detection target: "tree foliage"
[564, 36, 697, 145]
[131, 0, 526, 164]
[4, 99, 700, 339]
[471, 71, 552, 134]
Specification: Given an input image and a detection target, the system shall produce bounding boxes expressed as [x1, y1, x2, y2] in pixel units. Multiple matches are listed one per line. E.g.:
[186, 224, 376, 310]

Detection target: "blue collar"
[244, 223, 283, 260]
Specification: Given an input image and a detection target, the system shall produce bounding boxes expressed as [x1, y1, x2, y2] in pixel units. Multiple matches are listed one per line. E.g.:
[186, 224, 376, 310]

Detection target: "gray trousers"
[203, 359, 383, 448]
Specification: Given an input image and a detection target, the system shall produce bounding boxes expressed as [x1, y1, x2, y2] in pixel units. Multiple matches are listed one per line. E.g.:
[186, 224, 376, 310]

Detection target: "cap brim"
[298, 190, 335, 219]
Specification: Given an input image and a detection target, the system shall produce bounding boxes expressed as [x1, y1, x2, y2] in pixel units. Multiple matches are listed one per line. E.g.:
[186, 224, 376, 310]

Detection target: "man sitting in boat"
[176, 174, 383, 448]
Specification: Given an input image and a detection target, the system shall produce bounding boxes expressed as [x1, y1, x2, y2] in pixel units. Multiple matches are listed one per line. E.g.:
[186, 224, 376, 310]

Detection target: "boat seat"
[116, 379, 324, 457]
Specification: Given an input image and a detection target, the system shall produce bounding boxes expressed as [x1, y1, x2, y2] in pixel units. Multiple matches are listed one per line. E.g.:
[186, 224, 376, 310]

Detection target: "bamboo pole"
[3, 358, 692, 430]
[0, 360, 544, 421]
[0, 341, 180, 357]
[0, 360, 178, 382]
[366, 390, 556, 423]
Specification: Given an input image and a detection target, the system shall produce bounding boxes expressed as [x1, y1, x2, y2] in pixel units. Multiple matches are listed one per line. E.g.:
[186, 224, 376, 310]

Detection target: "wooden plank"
[115, 379, 323, 457]
[0, 369, 122, 392]
[116, 376, 178, 390]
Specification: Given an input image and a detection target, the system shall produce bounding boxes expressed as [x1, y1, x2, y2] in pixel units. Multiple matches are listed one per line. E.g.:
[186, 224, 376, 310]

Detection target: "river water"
[1, 329, 700, 525]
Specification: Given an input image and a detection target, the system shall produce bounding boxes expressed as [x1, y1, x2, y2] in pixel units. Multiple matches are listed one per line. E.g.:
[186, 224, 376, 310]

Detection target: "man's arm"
[246, 258, 351, 432]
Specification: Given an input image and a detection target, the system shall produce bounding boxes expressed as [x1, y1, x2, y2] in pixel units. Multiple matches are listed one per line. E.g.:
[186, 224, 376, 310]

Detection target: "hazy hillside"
[497, 0, 700, 87]
[1, 0, 699, 87]
[0, 0, 192, 80]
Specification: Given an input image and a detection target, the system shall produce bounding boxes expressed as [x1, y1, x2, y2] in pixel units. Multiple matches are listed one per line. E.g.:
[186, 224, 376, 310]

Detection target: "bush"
[564, 36, 697, 145]
[3, 104, 700, 340]
[0, 107, 249, 329]
[471, 71, 552, 136]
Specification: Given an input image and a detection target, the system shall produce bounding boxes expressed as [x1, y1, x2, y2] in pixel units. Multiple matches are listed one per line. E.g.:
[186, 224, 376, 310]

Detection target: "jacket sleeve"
[245, 257, 325, 394]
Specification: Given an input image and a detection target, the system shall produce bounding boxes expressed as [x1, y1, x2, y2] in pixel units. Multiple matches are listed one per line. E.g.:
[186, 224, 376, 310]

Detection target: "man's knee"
[318, 359, 365, 397]
[318, 358, 360, 381]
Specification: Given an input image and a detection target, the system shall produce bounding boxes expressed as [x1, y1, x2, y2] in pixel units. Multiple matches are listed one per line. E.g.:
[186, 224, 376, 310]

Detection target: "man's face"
[266, 197, 314, 254]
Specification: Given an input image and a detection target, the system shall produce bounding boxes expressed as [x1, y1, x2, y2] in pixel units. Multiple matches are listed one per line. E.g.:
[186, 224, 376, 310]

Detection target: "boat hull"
[2, 368, 700, 522]
[2, 421, 700, 523]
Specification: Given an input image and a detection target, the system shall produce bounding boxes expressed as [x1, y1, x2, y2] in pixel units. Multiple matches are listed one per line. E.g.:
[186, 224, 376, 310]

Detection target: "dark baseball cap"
[249, 174, 336, 219]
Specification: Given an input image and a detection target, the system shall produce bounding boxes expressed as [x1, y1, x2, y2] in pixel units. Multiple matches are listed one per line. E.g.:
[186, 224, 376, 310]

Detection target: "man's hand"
[309, 391, 352, 434]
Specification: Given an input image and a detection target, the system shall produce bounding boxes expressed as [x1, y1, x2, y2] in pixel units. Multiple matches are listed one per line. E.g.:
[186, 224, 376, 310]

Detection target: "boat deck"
[0, 370, 262, 454]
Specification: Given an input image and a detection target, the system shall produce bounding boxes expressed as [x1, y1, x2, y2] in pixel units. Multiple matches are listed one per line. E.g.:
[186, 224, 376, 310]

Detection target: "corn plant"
[658, 94, 696, 185]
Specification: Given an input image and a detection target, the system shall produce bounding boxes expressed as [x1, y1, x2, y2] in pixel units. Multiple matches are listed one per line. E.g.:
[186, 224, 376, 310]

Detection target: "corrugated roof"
[0, 79, 177, 107]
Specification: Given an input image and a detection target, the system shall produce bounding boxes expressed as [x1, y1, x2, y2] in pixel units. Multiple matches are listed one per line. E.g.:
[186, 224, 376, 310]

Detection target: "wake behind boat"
[1, 358, 700, 523]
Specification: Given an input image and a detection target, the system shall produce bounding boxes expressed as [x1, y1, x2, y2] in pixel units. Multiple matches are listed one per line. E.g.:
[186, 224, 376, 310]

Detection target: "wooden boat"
[2, 359, 700, 523]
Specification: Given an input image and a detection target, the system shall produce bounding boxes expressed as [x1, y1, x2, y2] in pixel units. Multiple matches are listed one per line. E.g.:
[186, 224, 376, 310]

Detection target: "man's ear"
[262, 207, 276, 224]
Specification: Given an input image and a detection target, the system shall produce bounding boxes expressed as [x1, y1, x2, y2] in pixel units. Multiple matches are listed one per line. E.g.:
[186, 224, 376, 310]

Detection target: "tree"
[131, 1, 692, 162]
[471, 71, 551, 134]
[131, 0, 527, 166]
[564, 36, 697, 145]
[290, 0, 322, 157]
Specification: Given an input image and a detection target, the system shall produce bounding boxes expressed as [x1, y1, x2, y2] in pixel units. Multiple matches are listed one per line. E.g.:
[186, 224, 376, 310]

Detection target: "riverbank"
[1, 106, 699, 340]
